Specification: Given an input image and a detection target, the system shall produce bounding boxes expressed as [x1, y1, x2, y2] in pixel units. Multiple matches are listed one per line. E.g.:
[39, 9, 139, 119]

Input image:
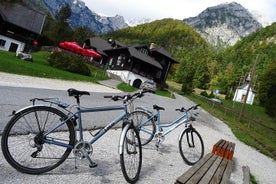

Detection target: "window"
[139, 48, 148, 55]
[0, 39, 6, 47]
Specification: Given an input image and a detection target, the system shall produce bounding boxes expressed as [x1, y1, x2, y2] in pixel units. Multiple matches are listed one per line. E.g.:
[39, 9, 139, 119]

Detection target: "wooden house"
[83, 37, 178, 88]
[0, 3, 45, 53]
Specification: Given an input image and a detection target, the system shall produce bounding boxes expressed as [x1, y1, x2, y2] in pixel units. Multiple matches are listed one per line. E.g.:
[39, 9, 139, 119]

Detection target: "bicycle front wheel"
[130, 110, 155, 146]
[178, 127, 204, 165]
[1, 106, 75, 174]
[119, 124, 142, 183]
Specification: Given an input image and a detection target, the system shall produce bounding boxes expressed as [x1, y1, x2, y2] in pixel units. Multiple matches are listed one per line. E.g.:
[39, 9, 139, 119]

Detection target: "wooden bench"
[175, 139, 235, 184]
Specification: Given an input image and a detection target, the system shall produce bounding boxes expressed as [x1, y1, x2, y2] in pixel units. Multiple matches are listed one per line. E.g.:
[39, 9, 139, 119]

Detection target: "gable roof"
[150, 47, 179, 63]
[83, 37, 126, 56]
[0, 3, 45, 34]
[104, 46, 163, 69]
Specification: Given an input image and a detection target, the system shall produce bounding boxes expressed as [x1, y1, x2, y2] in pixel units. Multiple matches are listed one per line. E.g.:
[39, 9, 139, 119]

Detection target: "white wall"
[106, 70, 154, 86]
[0, 35, 25, 52]
[233, 86, 255, 105]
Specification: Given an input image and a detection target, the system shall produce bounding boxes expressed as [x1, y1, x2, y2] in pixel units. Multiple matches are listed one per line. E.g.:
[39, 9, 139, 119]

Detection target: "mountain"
[183, 2, 263, 46]
[25, 0, 128, 34]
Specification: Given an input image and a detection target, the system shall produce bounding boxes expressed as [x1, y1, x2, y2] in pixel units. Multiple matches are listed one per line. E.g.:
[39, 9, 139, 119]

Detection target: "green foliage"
[258, 62, 276, 117]
[200, 91, 209, 97]
[55, 3, 71, 21]
[39, 5, 94, 46]
[48, 52, 90, 76]
[181, 82, 193, 94]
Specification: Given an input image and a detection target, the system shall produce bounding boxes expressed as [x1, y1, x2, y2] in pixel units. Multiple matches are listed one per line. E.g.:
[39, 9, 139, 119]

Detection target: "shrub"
[200, 90, 209, 97]
[181, 83, 193, 94]
[48, 52, 90, 76]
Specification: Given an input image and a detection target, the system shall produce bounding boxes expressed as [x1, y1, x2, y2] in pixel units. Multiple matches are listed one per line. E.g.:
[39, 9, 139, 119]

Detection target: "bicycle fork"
[186, 128, 195, 148]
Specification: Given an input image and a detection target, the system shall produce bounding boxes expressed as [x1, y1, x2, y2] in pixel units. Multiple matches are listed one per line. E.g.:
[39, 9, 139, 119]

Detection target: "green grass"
[186, 93, 276, 160]
[117, 82, 138, 92]
[0, 50, 108, 82]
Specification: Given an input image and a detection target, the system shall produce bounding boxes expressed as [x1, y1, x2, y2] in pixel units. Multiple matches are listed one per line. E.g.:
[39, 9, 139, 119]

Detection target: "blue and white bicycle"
[130, 103, 204, 165]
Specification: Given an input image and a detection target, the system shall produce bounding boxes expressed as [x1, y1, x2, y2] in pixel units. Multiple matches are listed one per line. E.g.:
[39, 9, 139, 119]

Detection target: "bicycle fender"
[119, 123, 131, 155]
[10, 105, 45, 116]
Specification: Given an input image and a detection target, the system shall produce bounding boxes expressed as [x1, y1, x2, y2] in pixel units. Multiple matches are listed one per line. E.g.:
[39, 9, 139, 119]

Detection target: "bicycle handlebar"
[175, 104, 200, 112]
[104, 89, 154, 102]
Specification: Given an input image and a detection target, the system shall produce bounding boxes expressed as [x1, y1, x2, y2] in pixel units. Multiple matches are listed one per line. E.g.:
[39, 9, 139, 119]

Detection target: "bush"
[200, 90, 209, 97]
[48, 52, 90, 76]
[181, 83, 193, 94]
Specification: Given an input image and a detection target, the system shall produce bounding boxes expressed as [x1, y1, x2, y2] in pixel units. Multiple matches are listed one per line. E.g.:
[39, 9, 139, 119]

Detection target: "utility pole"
[238, 54, 259, 121]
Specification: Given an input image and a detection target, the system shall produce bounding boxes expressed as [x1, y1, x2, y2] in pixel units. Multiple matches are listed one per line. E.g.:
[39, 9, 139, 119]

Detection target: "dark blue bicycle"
[1, 88, 151, 183]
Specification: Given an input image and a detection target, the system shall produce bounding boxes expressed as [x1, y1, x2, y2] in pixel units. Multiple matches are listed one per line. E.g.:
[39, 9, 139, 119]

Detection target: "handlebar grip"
[104, 96, 112, 98]
[194, 104, 201, 109]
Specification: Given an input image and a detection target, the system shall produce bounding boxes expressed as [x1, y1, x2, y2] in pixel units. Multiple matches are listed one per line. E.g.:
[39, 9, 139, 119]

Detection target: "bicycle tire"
[119, 124, 142, 183]
[1, 106, 75, 174]
[178, 127, 204, 165]
[129, 110, 156, 146]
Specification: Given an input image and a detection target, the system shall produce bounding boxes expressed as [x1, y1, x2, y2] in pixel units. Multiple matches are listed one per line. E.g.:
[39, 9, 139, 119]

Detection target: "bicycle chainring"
[154, 132, 165, 143]
[73, 141, 93, 160]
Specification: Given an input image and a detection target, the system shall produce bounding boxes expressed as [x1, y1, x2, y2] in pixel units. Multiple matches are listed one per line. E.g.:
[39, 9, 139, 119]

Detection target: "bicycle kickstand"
[155, 140, 161, 151]
[82, 150, 97, 168]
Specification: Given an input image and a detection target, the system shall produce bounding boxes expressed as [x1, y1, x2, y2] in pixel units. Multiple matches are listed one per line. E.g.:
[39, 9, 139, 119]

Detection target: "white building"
[233, 83, 255, 105]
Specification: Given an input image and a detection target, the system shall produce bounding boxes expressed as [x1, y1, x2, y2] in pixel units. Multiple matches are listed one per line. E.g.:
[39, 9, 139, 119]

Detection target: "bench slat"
[198, 156, 223, 184]
[210, 158, 228, 183]
[186, 154, 218, 184]
[220, 160, 233, 183]
[176, 153, 214, 184]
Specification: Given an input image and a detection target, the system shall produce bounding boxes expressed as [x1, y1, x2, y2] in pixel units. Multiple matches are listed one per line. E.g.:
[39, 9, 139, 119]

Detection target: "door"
[9, 42, 18, 52]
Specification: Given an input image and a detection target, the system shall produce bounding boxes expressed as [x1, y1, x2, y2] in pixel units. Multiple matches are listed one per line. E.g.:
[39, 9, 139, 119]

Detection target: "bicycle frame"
[43, 104, 128, 149]
[138, 109, 190, 137]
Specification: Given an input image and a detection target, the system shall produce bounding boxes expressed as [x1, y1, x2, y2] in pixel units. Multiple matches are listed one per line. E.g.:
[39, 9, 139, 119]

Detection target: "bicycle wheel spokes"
[130, 111, 155, 146]
[120, 126, 142, 183]
[179, 129, 204, 165]
[1, 106, 75, 174]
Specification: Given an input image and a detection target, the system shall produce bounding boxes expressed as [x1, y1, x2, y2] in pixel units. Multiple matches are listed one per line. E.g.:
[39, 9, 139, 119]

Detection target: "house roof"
[150, 47, 179, 63]
[237, 83, 256, 93]
[83, 37, 126, 56]
[104, 46, 163, 69]
[0, 3, 45, 34]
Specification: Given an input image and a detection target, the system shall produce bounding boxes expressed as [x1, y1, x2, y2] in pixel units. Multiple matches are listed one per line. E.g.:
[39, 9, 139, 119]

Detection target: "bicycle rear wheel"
[178, 127, 204, 165]
[1, 106, 75, 174]
[119, 124, 142, 183]
[130, 110, 155, 146]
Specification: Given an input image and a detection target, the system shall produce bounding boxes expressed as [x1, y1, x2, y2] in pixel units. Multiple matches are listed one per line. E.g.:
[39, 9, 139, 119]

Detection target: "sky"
[82, 0, 276, 23]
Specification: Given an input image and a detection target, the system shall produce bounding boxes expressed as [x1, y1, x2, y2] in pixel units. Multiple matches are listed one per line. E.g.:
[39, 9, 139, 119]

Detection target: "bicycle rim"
[120, 125, 142, 183]
[179, 128, 204, 165]
[130, 110, 155, 146]
[1, 106, 75, 174]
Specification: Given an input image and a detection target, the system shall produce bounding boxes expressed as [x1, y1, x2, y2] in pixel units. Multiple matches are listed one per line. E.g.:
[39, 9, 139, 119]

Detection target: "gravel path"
[0, 72, 275, 184]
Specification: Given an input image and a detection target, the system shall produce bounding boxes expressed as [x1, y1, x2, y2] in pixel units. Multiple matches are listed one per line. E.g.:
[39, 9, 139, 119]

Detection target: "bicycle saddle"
[67, 88, 90, 97]
[153, 105, 165, 111]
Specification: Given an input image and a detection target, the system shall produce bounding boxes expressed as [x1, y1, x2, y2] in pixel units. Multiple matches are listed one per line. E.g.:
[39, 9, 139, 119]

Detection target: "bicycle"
[1, 88, 150, 183]
[131, 103, 204, 165]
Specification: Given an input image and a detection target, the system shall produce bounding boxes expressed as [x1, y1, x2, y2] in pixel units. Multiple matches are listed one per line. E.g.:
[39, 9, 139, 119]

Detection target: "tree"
[193, 60, 210, 89]
[258, 62, 276, 117]
[55, 3, 71, 22]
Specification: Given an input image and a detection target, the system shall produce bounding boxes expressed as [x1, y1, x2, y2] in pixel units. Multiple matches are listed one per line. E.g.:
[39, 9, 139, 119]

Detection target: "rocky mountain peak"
[183, 2, 263, 46]
[42, 0, 128, 34]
